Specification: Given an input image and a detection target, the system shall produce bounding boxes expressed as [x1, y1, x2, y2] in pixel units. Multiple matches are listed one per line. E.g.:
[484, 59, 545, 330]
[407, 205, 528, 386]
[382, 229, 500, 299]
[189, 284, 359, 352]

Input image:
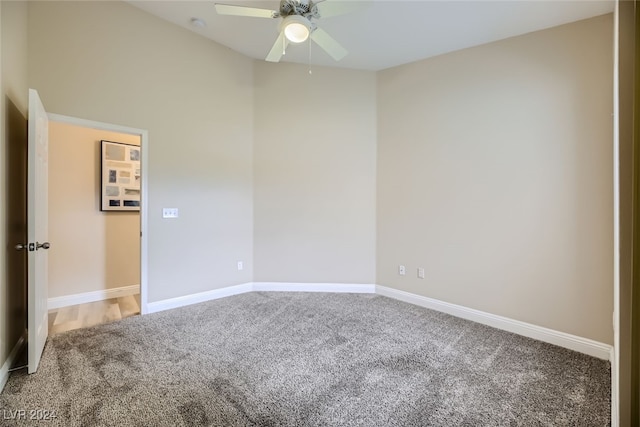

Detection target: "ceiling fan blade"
[266, 31, 289, 62]
[214, 3, 278, 18]
[315, 0, 371, 18]
[310, 27, 348, 61]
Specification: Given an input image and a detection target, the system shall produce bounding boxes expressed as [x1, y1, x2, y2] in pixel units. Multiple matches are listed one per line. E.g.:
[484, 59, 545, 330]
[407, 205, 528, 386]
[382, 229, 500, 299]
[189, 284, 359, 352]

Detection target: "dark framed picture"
[100, 140, 141, 211]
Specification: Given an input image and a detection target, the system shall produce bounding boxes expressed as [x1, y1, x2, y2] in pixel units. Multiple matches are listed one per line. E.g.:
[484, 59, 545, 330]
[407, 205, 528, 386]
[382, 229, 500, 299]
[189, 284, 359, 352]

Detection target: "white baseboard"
[146, 282, 375, 314]
[48, 284, 140, 310]
[0, 332, 26, 393]
[146, 283, 253, 314]
[252, 282, 376, 293]
[144, 281, 611, 361]
[376, 285, 612, 360]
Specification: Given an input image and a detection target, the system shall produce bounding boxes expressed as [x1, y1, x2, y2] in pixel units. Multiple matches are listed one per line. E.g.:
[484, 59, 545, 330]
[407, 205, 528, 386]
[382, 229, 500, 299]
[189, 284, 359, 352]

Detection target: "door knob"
[14, 243, 28, 251]
[36, 242, 50, 250]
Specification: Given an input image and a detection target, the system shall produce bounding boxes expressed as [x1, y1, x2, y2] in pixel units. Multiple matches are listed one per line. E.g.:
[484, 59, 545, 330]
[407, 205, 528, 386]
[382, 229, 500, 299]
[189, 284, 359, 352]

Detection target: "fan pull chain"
[283, 35, 286, 56]
[308, 37, 312, 75]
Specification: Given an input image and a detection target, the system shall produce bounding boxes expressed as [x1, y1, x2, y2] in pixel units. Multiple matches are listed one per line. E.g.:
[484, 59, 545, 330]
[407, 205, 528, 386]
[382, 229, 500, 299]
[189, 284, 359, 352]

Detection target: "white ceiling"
[127, 0, 614, 71]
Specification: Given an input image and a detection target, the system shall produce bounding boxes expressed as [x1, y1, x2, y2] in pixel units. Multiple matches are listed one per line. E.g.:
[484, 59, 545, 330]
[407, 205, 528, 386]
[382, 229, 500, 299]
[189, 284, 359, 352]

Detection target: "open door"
[26, 88, 50, 373]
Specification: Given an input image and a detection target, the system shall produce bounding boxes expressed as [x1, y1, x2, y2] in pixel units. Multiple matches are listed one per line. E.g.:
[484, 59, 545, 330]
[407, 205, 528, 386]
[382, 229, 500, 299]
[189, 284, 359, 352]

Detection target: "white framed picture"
[100, 140, 141, 211]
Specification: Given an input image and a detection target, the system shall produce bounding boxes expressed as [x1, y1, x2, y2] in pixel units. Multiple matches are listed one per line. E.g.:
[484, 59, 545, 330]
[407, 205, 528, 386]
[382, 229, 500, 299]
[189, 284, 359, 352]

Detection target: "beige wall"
[1, 0, 28, 374]
[377, 15, 614, 344]
[28, 1, 254, 302]
[48, 121, 140, 298]
[253, 62, 376, 283]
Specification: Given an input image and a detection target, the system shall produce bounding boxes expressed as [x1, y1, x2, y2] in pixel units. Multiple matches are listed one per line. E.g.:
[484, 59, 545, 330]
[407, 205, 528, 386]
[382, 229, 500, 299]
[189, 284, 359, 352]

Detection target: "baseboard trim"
[146, 283, 253, 314]
[144, 282, 611, 360]
[48, 284, 140, 310]
[146, 282, 375, 314]
[0, 332, 26, 393]
[376, 285, 612, 360]
[252, 282, 376, 293]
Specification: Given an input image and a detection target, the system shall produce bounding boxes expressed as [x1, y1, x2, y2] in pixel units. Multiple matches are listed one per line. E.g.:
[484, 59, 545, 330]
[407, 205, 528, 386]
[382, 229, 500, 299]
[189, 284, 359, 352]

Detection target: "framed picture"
[100, 140, 141, 211]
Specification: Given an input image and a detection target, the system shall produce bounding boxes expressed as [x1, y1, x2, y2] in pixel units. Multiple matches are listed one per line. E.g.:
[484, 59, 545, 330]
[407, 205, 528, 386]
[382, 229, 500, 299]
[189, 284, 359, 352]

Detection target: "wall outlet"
[418, 268, 425, 279]
[237, 261, 243, 271]
[398, 265, 406, 276]
[162, 208, 179, 218]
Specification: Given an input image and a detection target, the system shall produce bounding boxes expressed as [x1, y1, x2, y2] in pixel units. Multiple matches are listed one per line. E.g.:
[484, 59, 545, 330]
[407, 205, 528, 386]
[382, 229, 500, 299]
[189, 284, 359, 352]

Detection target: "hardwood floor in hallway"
[48, 294, 141, 334]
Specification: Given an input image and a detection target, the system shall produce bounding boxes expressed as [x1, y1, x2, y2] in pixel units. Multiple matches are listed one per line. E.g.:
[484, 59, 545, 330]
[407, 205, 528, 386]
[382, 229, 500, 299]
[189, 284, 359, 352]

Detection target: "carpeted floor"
[1, 292, 610, 426]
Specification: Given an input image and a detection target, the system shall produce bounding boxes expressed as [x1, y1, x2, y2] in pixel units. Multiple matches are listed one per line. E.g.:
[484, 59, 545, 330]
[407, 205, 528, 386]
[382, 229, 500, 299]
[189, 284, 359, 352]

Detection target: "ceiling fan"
[214, 0, 368, 63]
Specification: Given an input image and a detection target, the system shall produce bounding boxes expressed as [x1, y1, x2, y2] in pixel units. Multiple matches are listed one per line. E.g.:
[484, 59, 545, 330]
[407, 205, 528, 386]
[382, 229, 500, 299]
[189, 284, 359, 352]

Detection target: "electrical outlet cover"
[162, 208, 179, 218]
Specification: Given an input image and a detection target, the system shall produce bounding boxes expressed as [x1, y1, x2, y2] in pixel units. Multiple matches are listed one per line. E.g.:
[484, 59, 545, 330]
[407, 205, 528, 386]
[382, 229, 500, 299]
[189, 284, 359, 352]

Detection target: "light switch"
[162, 208, 179, 219]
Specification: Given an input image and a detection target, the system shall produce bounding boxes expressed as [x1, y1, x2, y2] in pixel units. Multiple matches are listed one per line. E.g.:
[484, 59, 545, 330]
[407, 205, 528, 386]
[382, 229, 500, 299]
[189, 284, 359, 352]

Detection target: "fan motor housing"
[279, 0, 319, 19]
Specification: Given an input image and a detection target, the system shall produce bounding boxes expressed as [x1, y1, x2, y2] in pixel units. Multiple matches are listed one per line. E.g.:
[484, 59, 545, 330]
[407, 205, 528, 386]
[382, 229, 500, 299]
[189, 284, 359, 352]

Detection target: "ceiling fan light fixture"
[282, 15, 310, 43]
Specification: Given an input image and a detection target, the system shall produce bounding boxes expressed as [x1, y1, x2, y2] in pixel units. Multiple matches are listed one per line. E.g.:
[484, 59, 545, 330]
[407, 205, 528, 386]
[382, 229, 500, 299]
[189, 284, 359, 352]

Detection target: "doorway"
[46, 114, 148, 331]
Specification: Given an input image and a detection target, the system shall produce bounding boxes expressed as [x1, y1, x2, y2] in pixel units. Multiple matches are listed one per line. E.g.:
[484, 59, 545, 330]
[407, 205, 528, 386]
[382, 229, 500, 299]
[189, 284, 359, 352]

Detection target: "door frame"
[48, 113, 149, 314]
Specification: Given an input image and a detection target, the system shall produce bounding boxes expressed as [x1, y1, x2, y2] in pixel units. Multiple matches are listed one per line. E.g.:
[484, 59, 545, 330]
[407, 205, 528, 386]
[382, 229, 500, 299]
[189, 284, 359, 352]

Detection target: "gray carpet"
[1, 292, 610, 426]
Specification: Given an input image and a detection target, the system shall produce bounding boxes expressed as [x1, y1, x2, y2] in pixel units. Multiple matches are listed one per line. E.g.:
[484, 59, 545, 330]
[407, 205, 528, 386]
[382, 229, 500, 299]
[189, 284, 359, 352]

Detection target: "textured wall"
[377, 15, 614, 344]
[253, 62, 377, 284]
